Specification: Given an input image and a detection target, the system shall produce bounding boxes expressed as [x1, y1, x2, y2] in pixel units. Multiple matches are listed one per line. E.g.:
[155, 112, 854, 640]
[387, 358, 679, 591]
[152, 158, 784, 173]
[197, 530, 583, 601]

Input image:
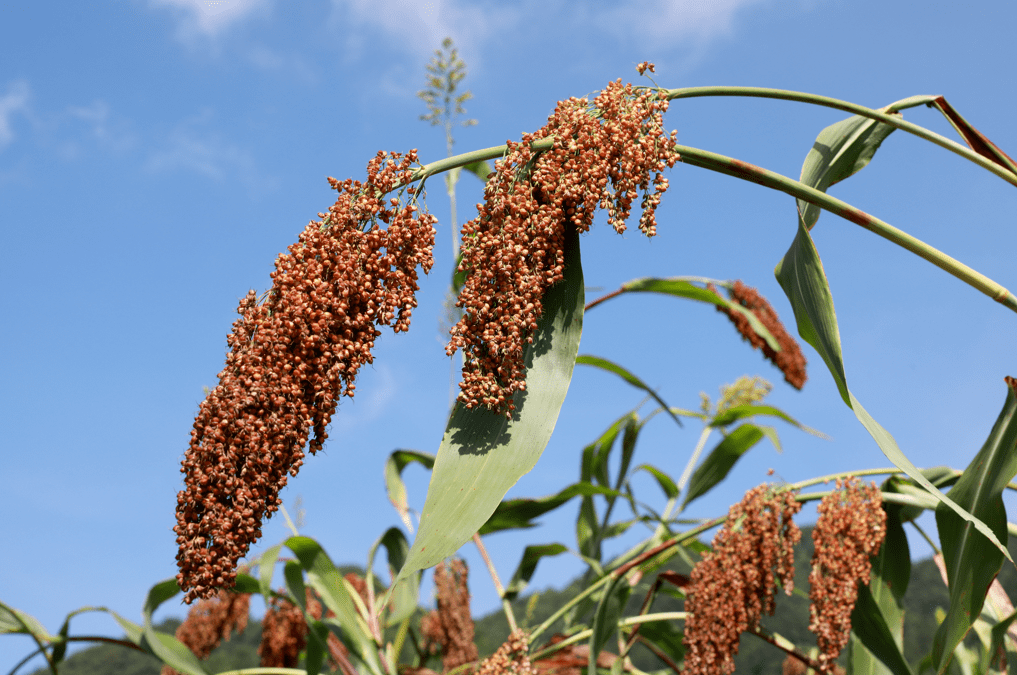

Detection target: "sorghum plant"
[7, 53, 1017, 675]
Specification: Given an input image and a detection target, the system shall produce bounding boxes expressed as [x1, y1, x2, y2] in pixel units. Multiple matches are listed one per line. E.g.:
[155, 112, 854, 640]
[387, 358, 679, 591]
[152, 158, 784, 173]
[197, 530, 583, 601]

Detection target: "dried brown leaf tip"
[477, 630, 536, 675]
[682, 485, 803, 675]
[174, 150, 436, 603]
[808, 478, 886, 672]
[160, 590, 250, 675]
[421, 559, 479, 672]
[449, 72, 680, 417]
[713, 281, 807, 390]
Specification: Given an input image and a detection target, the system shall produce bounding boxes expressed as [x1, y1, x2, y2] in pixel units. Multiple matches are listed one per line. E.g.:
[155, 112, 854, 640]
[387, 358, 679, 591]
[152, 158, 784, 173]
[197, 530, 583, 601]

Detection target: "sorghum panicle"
[175, 150, 436, 603]
[477, 630, 537, 675]
[682, 485, 803, 675]
[421, 559, 479, 672]
[160, 590, 250, 675]
[713, 281, 808, 390]
[808, 478, 887, 672]
[259, 592, 307, 668]
[448, 69, 680, 416]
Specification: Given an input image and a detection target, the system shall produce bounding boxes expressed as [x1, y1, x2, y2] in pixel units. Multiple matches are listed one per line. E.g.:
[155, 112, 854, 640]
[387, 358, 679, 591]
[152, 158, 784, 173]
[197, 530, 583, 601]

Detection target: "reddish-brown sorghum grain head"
[448, 67, 680, 417]
[421, 559, 479, 673]
[477, 630, 536, 675]
[174, 150, 436, 603]
[161, 590, 250, 675]
[808, 478, 886, 672]
[711, 281, 807, 390]
[259, 591, 308, 668]
[682, 484, 802, 675]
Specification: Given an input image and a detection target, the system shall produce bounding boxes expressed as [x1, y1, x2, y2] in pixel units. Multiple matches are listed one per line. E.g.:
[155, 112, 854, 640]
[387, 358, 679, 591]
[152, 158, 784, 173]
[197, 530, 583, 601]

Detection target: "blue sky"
[3, 0, 1017, 670]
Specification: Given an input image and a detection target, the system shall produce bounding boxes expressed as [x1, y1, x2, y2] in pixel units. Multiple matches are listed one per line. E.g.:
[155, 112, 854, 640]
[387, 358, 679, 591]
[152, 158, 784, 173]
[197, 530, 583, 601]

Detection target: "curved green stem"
[675, 143, 1017, 313]
[664, 86, 1017, 189]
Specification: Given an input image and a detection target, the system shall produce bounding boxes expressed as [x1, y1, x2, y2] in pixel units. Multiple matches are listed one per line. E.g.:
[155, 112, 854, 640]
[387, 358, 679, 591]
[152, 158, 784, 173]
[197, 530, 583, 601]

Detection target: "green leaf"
[987, 608, 1017, 674]
[932, 379, 1017, 672]
[0, 601, 52, 640]
[709, 403, 827, 438]
[797, 112, 898, 232]
[503, 543, 569, 601]
[462, 159, 494, 182]
[882, 469, 960, 523]
[140, 629, 210, 675]
[598, 277, 780, 352]
[681, 424, 765, 509]
[397, 222, 584, 579]
[367, 527, 418, 626]
[588, 574, 631, 675]
[578, 412, 636, 561]
[849, 583, 915, 675]
[256, 543, 284, 597]
[385, 449, 436, 532]
[633, 464, 678, 500]
[479, 482, 619, 535]
[848, 509, 910, 675]
[305, 620, 330, 675]
[286, 535, 384, 675]
[576, 355, 683, 428]
[775, 214, 1011, 573]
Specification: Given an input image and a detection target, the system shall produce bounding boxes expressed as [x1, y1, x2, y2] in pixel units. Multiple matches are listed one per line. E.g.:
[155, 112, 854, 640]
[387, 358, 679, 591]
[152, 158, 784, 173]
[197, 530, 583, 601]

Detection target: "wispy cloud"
[0, 80, 31, 150]
[150, 0, 270, 40]
[145, 108, 277, 192]
[599, 0, 769, 45]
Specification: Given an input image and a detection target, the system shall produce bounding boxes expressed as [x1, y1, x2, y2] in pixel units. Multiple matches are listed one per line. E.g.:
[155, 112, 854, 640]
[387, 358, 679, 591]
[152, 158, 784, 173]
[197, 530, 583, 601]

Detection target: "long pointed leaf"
[384, 450, 436, 532]
[775, 212, 1010, 569]
[397, 222, 584, 580]
[932, 378, 1017, 673]
[576, 355, 683, 428]
[681, 424, 766, 510]
[503, 543, 569, 601]
[479, 482, 619, 535]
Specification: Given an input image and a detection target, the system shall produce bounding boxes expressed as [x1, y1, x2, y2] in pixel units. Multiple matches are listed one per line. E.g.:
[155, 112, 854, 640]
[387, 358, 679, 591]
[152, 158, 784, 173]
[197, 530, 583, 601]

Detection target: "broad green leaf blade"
[849, 583, 915, 675]
[286, 536, 384, 675]
[775, 216, 1011, 566]
[232, 573, 260, 594]
[479, 482, 619, 535]
[681, 424, 765, 510]
[929, 97, 1017, 177]
[398, 222, 584, 580]
[305, 620, 330, 675]
[384, 450, 435, 532]
[588, 575, 631, 675]
[798, 113, 898, 231]
[709, 403, 827, 438]
[503, 543, 569, 601]
[598, 277, 779, 352]
[848, 509, 910, 675]
[932, 378, 1017, 673]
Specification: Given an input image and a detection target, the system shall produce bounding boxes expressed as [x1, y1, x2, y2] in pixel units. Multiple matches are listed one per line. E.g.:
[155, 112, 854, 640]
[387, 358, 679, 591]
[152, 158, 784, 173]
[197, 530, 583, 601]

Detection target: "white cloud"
[0, 80, 31, 150]
[150, 0, 270, 40]
[600, 0, 769, 45]
[145, 109, 276, 192]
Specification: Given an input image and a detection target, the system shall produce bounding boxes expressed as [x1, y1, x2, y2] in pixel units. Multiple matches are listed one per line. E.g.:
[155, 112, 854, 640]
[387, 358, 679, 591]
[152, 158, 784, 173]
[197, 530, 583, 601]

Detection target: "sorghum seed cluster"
[808, 478, 886, 672]
[175, 150, 436, 603]
[476, 630, 537, 675]
[448, 68, 680, 416]
[682, 485, 803, 675]
[160, 590, 250, 675]
[259, 591, 308, 668]
[713, 281, 808, 390]
[421, 559, 478, 672]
